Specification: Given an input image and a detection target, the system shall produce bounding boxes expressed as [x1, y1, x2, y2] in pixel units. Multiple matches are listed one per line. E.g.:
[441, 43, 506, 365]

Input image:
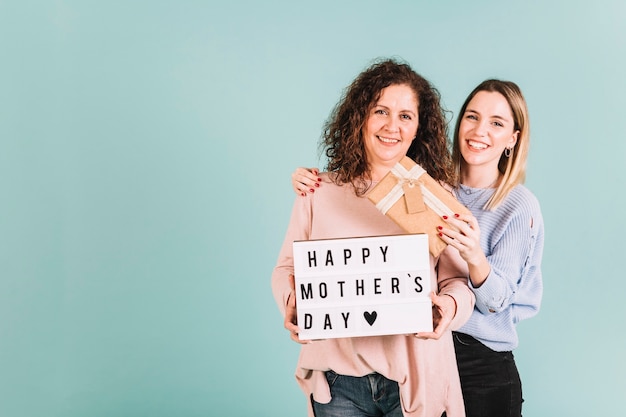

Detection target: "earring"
[504, 147, 512, 158]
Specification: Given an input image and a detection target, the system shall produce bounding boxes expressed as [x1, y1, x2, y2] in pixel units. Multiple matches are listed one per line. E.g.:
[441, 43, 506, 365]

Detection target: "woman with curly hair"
[272, 58, 474, 417]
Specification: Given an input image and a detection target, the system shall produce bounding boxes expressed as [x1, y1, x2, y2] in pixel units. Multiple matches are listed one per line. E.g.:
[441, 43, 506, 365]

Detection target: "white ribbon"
[375, 162, 455, 218]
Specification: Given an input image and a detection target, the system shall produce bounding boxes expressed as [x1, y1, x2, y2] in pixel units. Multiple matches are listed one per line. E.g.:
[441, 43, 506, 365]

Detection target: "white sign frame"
[293, 234, 432, 340]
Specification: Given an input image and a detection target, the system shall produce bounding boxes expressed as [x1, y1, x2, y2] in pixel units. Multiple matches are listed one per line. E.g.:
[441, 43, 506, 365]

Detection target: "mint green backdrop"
[1, 1, 624, 416]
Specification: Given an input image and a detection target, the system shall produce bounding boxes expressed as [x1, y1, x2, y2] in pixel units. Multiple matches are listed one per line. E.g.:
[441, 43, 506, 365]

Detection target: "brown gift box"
[367, 156, 471, 257]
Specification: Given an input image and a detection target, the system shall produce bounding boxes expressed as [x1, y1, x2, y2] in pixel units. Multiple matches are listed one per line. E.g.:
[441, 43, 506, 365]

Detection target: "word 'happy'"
[306, 246, 389, 267]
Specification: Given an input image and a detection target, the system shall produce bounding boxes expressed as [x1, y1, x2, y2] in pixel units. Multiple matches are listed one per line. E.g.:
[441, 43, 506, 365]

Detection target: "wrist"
[468, 260, 490, 288]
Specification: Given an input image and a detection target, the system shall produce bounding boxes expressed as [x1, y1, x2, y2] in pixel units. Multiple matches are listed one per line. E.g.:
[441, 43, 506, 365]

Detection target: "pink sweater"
[272, 174, 475, 417]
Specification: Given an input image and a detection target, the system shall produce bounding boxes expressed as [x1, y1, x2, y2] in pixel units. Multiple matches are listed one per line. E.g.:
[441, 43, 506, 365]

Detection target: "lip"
[466, 139, 489, 150]
[377, 135, 401, 145]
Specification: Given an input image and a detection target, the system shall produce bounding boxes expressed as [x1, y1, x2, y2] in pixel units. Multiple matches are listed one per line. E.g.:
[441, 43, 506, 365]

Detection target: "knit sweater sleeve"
[471, 187, 544, 322]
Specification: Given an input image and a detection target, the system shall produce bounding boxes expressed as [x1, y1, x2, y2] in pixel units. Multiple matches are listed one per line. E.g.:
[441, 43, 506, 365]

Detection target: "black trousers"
[452, 331, 523, 417]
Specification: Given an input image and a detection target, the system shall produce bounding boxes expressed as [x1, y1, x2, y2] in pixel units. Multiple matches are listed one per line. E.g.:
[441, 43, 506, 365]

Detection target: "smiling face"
[458, 91, 519, 174]
[362, 84, 419, 178]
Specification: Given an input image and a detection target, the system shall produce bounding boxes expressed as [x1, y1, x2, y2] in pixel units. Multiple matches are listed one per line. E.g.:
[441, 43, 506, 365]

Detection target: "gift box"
[367, 156, 471, 257]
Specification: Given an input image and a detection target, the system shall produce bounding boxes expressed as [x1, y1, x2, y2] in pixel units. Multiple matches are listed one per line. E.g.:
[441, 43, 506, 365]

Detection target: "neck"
[460, 167, 501, 188]
[370, 161, 400, 182]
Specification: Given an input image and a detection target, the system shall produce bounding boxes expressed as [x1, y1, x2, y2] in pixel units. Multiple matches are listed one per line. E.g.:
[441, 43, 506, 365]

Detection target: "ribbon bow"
[375, 162, 455, 218]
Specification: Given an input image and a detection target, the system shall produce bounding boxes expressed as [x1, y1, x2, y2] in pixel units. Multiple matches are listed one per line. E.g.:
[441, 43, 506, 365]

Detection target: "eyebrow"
[374, 104, 417, 117]
[465, 108, 511, 122]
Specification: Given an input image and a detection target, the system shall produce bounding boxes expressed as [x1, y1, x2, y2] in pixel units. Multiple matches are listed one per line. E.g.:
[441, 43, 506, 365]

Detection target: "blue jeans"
[311, 371, 404, 417]
[452, 332, 523, 417]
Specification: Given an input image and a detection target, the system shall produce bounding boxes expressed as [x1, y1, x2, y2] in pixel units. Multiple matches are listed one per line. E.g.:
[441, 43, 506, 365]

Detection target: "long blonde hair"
[452, 79, 530, 210]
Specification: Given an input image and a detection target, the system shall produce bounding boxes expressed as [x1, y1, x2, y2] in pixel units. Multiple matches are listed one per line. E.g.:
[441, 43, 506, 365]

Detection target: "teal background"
[1, 0, 624, 416]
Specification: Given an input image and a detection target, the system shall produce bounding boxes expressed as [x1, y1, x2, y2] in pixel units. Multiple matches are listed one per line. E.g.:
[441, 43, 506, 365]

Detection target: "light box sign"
[293, 234, 432, 340]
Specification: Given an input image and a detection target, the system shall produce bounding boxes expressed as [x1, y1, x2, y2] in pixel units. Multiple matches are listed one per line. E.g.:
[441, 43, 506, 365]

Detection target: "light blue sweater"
[453, 184, 544, 352]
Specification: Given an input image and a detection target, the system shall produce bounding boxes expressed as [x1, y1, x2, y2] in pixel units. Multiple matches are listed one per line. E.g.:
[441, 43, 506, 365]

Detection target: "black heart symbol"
[363, 311, 377, 326]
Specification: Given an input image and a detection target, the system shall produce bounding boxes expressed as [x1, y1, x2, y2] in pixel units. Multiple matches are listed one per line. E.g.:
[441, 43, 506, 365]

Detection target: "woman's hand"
[291, 167, 321, 196]
[415, 292, 457, 340]
[438, 213, 484, 267]
[284, 274, 310, 344]
[438, 213, 491, 288]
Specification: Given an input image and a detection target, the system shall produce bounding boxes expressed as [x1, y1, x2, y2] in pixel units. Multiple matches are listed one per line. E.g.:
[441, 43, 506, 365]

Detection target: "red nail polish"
[315, 183, 320, 187]
[317, 178, 322, 182]
[438, 233, 443, 237]
[309, 189, 315, 193]
[442, 215, 448, 220]
[454, 213, 460, 218]
[300, 192, 305, 197]
[437, 226, 442, 230]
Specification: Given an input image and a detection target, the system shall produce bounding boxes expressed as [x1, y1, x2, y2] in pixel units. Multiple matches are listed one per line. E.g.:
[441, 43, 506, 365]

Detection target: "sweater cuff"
[470, 270, 507, 314]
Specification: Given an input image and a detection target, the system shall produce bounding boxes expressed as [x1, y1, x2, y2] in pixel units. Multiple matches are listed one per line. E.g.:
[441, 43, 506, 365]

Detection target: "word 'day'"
[293, 234, 432, 340]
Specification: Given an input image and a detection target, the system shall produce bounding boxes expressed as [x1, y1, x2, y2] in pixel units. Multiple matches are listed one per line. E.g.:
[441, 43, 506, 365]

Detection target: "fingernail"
[314, 183, 320, 187]
[300, 192, 305, 197]
[442, 215, 448, 220]
[317, 177, 322, 182]
[437, 226, 442, 230]
[454, 213, 460, 218]
[438, 233, 443, 237]
[309, 189, 315, 193]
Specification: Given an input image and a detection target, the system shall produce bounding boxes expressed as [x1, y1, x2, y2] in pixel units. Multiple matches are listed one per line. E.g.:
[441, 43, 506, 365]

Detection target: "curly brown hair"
[321, 58, 453, 195]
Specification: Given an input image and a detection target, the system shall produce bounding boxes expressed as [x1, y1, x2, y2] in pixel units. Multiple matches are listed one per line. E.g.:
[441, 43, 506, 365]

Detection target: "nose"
[385, 116, 400, 132]
[474, 120, 488, 136]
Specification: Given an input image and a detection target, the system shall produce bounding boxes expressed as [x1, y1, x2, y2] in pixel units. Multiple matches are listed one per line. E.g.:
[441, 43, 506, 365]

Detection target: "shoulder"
[309, 172, 355, 199]
[498, 185, 544, 232]
[504, 184, 542, 214]
[318, 172, 335, 184]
